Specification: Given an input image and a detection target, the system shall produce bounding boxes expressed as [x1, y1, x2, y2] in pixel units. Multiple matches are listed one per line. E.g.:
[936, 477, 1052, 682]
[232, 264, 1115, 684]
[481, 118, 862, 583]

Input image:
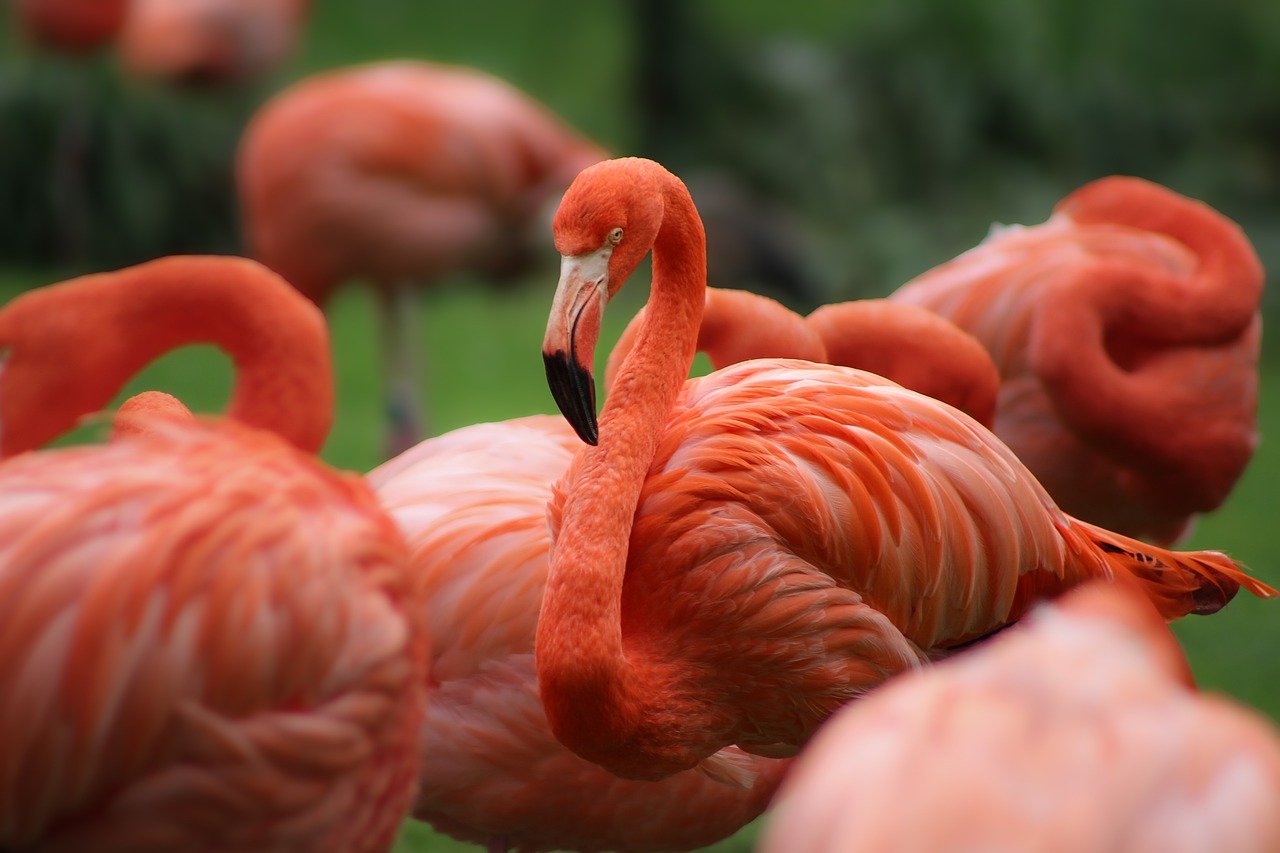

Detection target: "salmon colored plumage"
[761, 583, 1280, 852]
[606, 288, 999, 425]
[119, 0, 310, 85]
[14, 0, 128, 52]
[0, 256, 425, 851]
[891, 177, 1263, 544]
[537, 158, 1275, 781]
[369, 415, 785, 851]
[238, 61, 606, 456]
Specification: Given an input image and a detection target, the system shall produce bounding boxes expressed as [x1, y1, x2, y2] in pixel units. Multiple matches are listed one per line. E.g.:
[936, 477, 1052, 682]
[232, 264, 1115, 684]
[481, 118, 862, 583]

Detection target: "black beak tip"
[543, 349, 599, 446]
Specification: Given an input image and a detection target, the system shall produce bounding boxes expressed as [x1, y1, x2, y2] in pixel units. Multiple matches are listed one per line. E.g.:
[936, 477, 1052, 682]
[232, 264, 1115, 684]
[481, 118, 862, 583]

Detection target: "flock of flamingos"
[4, 2, 1280, 851]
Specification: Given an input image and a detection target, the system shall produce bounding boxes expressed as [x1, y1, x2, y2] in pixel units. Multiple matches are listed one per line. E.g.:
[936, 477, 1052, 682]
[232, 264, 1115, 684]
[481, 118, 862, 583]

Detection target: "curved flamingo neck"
[0, 255, 332, 456]
[538, 168, 713, 777]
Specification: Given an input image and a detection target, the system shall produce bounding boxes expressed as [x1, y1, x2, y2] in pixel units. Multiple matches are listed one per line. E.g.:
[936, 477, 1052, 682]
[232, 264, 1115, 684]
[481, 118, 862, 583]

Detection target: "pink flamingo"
[606, 288, 999, 425]
[119, 0, 311, 85]
[238, 60, 606, 457]
[0, 256, 425, 851]
[890, 176, 1263, 544]
[536, 157, 1274, 781]
[761, 582, 1280, 852]
[13, 0, 128, 52]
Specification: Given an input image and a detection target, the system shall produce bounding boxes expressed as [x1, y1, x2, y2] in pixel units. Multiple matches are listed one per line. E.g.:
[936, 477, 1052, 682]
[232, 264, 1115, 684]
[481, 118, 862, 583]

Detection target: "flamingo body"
[238, 61, 604, 306]
[0, 256, 426, 850]
[0, 424, 423, 851]
[891, 177, 1263, 543]
[15, 0, 127, 52]
[120, 0, 310, 85]
[369, 415, 786, 851]
[761, 584, 1280, 852]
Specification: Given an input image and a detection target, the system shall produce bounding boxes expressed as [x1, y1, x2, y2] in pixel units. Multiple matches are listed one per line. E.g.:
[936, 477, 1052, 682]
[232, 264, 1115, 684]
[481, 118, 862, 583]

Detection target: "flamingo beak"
[543, 248, 611, 445]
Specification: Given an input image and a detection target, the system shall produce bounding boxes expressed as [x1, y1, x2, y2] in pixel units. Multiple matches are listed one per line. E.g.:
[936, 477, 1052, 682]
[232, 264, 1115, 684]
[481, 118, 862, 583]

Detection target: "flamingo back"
[0, 422, 424, 852]
[761, 584, 1280, 852]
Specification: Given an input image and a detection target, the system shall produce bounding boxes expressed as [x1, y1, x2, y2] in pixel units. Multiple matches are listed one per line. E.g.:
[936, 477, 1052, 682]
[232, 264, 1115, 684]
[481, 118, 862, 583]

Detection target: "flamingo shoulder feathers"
[370, 416, 786, 849]
[761, 583, 1280, 852]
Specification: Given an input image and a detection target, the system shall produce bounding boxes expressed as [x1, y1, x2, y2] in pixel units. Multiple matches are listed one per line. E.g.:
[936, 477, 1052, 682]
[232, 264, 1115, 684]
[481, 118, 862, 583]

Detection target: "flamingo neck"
[0, 256, 332, 456]
[537, 175, 713, 778]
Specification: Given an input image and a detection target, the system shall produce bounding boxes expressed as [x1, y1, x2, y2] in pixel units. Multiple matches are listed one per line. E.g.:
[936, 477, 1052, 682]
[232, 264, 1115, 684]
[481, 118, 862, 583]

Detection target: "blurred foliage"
[0, 49, 248, 269]
[637, 0, 1280, 300]
[3, 0, 1280, 304]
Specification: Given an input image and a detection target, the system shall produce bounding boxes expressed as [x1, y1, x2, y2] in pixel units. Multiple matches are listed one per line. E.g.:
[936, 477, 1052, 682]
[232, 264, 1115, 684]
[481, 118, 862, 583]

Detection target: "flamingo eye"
[607, 227, 623, 246]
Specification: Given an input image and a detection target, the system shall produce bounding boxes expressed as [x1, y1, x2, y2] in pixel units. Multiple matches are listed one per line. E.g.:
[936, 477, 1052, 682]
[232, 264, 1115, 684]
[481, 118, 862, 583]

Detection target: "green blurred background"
[1, 2, 1277, 850]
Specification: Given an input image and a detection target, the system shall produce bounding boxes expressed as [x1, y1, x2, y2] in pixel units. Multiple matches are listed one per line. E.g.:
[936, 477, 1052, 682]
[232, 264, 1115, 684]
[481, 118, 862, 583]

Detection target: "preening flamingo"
[13, 0, 128, 52]
[238, 60, 606, 457]
[537, 157, 1275, 781]
[605, 288, 998, 425]
[119, 0, 310, 85]
[0, 256, 425, 851]
[761, 582, 1280, 852]
[890, 176, 1263, 544]
[369, 415, 784, 851]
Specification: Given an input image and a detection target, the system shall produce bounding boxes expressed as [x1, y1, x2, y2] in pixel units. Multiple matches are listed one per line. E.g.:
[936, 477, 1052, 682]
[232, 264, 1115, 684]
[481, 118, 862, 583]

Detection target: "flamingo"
[369, 415, 785, 852]
[536, 157, 1276, 781]
[13, 0, 128, 53]
[606, 288, 999, 425]
[0, 256, 425, 851]
[890, 176, 1263, 544]
[237, 60, 606, 458]
[119, 0, 310, 86]
[761, 582, 1280, 852]
[369, 287, 999, 849]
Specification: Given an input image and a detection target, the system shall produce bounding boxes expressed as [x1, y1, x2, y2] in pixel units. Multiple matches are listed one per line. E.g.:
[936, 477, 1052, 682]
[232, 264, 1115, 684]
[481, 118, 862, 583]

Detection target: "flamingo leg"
[378, 283, 427, 459]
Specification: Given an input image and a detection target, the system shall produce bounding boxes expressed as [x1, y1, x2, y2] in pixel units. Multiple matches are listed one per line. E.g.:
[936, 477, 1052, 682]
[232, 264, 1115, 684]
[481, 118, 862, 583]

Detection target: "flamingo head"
[542, 158, 667, 445]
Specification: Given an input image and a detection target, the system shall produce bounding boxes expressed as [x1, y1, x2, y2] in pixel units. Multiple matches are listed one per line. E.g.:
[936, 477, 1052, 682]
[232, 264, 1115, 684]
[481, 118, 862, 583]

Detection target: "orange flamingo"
[536, 157, 1275, 781]
[369, 415, 785, 851]
[118, 0, 310, 85]
[890, 176, 1263, 544]
[761, 582, 1280, 852]
[606, 288, 999, 425]
[238, 60, 606, 457]
[0, 256, 425, 851]
[13, 0, 128, 52]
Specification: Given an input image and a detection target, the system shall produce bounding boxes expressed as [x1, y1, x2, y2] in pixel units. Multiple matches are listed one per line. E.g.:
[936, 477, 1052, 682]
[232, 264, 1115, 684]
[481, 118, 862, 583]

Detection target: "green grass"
[1, 264, 1276, 852]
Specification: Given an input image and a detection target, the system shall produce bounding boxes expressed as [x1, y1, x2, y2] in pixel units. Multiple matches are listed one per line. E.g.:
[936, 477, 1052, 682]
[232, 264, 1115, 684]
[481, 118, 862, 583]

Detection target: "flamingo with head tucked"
[535, 157, 1275, 781]
[890, 177, 1263, 544]
[606, 288, 999, 425]
[0, 256, 425, 851]
[238, 60, 606, 457]
[761, 582, 1280, 852]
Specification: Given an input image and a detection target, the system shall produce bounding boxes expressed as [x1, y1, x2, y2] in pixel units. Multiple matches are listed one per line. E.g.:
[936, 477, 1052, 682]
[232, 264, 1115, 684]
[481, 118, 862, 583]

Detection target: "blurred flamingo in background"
[536, 157, 1274, 781]
[13, 0, 128, 53]
[369, 415, 786, 852]
[120, 0, 311, 85]
[761, 582, 1280, 852]
[238, 60, 606, 458]
[891, 176, 1263, 544]
[606, 288, 999, 425]
[0, 256, 425, 851]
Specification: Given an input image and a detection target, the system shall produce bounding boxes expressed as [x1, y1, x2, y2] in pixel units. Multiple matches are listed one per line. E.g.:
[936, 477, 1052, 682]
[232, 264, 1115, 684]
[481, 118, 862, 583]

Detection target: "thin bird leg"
[486, 837, 510, 853]
[377, 283, 427, 459]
